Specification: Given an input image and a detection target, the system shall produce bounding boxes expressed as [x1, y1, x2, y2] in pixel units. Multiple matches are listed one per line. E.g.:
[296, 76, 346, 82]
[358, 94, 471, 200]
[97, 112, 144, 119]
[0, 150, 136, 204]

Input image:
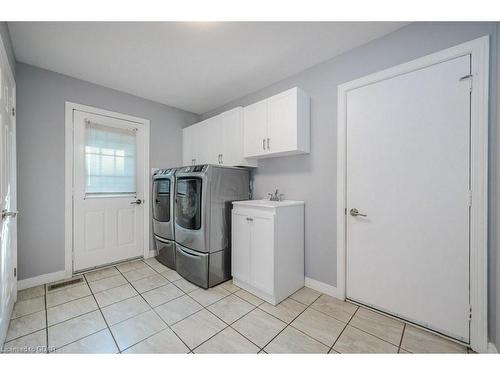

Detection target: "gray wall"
[0, 22, 15, 74]
[16, 63, 199, 281]
[202, 22, 499, 348]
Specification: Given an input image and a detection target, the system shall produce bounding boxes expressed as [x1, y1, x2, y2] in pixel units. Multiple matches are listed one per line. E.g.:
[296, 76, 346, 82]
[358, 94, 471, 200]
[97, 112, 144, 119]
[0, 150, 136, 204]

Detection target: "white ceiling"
[8, 22, 407, 114]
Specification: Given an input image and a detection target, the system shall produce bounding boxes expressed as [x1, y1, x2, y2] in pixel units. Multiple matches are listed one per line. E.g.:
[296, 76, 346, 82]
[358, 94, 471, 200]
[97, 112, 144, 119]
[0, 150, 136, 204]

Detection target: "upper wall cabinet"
[182, 107, 258, 167]
[243, 87, 310, 159]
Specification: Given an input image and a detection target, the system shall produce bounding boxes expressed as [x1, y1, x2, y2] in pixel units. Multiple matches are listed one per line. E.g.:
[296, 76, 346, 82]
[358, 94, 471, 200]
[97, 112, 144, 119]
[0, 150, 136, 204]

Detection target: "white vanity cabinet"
[243, 87, 310, 159]
[182, 107, 257, 167]
[231, 200, 305, 305]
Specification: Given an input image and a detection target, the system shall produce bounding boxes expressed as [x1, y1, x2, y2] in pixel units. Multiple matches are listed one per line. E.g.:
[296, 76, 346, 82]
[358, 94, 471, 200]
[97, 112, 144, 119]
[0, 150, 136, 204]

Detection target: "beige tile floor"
[2, 257, 471, 354]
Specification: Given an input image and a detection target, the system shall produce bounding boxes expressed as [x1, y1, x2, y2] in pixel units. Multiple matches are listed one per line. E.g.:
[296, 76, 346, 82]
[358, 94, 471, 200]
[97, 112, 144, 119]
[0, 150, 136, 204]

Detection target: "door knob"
[350, 208, 367, 217]
[130, 199, 142, 205]
[1, 209, 18, 219]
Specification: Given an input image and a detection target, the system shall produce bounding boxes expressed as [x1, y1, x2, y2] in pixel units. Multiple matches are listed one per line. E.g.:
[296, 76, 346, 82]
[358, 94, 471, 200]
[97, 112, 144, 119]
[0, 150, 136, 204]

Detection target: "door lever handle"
[130, 199, 142, 205]
[1, 209, 18, 219]
[350, 208, 367, 217]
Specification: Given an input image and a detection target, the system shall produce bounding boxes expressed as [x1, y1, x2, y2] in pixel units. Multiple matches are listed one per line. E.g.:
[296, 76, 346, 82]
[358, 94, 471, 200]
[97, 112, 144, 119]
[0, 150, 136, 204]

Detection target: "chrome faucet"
[268, 189, 284, 202]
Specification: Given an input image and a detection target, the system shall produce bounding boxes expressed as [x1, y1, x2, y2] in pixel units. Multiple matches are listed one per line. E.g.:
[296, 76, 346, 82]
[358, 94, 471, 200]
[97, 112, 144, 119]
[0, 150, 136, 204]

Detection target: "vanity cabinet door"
[250, 215, 274, 295]
[231, 211, 251, 284]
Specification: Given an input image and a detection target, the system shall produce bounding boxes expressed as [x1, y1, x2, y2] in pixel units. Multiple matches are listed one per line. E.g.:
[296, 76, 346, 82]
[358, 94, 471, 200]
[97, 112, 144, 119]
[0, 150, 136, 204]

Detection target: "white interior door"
[346, 55, 471, 342]
[0, 55, 17, 345]
[73, 110, 145, 271]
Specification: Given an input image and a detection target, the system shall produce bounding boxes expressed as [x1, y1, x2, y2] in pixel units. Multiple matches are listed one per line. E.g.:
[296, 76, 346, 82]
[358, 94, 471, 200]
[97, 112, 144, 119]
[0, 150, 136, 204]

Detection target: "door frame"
[65, 102, 151, 276]
[336, 36, 489, 352]
[0, 32, 17, 346]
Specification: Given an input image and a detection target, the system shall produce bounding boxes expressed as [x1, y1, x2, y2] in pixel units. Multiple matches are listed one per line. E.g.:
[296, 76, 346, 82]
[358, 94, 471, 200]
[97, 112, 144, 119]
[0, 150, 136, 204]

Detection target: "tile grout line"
[48, 276, 119, 353]
[44, 286, 48, 353]
[259, 293, 328, 352]
[189, 297, 263, 352]
[168, 283, 246, 352]
[166, 282, 251, 352]
[7, 273, 386, 354]
[328, 305, 360, 353]
[113, 261, 193, 353]
[15, 259, 450, 354]
[345, 319, 404, 349]
[84, 272, 123, 354]
[397, 324, 407, 353]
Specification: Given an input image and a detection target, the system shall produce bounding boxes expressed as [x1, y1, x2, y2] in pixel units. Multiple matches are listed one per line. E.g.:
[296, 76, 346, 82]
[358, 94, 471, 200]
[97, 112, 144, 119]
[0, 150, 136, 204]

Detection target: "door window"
[85, 120, 136, 195]
[153, 178, 171, 222]
[176, 178, 202, 230]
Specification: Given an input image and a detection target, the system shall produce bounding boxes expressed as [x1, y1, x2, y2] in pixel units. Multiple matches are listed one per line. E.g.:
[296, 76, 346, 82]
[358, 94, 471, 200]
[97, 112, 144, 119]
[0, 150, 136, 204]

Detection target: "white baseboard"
[488, 342, 498, 353]
[305, 277, 341, 299]
[146, 249, 157, 258]
[17, 270, 69, 291]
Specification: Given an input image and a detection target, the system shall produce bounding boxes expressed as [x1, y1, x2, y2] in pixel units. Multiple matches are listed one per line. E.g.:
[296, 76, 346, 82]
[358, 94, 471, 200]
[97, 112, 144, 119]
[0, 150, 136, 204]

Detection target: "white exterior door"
[73, 110, 146, 271]
[345, 55, 471, 342]
[0, 54, 17, 344]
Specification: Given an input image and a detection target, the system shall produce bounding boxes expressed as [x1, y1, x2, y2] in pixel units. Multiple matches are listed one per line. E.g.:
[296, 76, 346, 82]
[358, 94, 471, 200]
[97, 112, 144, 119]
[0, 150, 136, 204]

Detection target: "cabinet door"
[182, 126, 193, 165]
[243, 100, 268, 158]
[194, 120, 209, 165]
[204, 116, 223, 165]
[267, 88, 297, 154]
[231, 211, 251, 284]
[220, 108, 240, 166]
[251, 215, 274, 295]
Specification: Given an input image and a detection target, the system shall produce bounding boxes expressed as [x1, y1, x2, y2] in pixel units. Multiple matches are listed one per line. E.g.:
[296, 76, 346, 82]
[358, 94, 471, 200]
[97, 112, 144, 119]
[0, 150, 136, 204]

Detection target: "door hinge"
[344, 208, 347, 215]
[468, 190, 473, 207]
[459, 74, 473, 92]
[469, 305, 472, 321]
[11, 107, 15, 117]
[14, 267, 16, 277]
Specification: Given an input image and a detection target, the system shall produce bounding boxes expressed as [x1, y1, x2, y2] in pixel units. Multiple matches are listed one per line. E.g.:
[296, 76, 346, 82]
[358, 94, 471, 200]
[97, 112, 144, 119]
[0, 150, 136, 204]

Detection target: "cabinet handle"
[246, 217, 253, 221]
[220, 154, 223, 164]
[262, 138, 266, 150]
[267, 138, 270, 150]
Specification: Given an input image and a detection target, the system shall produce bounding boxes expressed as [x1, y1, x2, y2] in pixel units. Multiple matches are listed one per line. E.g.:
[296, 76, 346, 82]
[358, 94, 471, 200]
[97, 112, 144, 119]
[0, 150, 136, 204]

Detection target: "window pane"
[85, 121, 136, 194]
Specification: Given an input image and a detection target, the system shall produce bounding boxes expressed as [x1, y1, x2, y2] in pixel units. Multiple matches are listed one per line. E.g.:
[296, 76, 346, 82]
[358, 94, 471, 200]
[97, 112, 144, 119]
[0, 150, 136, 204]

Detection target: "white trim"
[17, 270, 68, 291]
[147, 249, 157, 258]
[64, 102, 151, 276]
[487, 342, 498, 354]
[0, 30, 17, 348]
[0, 33, 15, 83]
[305, 277, 341, 299]
[336, 36, 489, 353]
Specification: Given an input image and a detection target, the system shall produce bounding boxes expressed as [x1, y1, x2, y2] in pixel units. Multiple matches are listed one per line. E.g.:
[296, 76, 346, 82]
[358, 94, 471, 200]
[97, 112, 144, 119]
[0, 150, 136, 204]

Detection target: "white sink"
[233, 199, 304, 208]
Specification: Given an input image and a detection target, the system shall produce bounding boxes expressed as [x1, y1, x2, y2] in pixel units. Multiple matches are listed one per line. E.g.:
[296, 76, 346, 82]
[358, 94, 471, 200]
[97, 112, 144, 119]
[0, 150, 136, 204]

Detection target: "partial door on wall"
[72, 109, 147, 271]
[0, 51, 17, 345]
[345, 55, 472, 343]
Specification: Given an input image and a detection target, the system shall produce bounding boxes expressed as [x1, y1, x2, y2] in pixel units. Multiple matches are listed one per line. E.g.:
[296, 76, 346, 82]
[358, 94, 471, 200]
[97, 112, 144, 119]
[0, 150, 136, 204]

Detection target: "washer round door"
[152, 177, 174, 239]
